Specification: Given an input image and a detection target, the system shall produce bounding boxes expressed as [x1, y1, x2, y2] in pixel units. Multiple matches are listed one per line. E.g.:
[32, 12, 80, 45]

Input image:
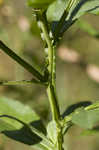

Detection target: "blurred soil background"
[0, 0, 99, 150]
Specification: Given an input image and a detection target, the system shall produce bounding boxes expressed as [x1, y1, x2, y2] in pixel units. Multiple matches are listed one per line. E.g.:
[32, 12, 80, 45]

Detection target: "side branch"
[0, 79, 44, 86]
[0, 41, 44, 82]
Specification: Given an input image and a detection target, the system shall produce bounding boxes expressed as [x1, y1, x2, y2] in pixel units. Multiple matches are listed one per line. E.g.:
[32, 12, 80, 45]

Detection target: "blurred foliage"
[0, 0, 99, 150]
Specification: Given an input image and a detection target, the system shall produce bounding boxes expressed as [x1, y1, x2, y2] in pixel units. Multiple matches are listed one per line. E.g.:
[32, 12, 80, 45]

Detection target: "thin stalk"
[0, 41, 44, 82]
[0, 79, 45, 86]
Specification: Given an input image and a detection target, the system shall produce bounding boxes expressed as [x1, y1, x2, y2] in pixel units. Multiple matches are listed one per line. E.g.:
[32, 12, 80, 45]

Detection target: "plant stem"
[0, 79, 45, 86]
[36, 10, 64, 150]
[46, 43, 63, 150]
[47, 84, 60, 121]
[0, 41, 44, 82]
[35, 11, 60, 121]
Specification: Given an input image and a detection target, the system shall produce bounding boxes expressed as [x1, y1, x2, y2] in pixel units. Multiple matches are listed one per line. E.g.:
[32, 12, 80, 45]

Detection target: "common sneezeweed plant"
[0, 0, 99, 150]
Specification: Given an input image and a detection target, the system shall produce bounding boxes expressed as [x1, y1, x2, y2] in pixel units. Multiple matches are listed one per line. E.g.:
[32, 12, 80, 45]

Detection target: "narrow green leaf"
[62, 101, 92, 117]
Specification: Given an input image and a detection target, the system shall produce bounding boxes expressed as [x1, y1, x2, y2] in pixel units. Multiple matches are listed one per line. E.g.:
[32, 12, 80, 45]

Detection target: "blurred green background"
[0, 0, 99, 150]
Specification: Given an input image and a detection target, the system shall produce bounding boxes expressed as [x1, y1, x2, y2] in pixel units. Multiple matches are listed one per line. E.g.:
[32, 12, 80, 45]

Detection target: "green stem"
[34, 9, 65, 150]
[35, 11, 60, 121]
[36, 11, 64, 150]
[47, 84, 60, 121]
[0, 79, 45, 86]
[0, 41, 44, 82]
[46, 44, 63, 150]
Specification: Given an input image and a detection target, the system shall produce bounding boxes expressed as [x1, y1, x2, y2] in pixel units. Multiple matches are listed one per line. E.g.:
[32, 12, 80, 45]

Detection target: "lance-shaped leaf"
[0, 97, 46, 145]
[62, 101, 92, 117]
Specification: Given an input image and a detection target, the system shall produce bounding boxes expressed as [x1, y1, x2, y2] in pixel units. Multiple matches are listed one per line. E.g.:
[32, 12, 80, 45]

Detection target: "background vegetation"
[0, 0, 99, 150]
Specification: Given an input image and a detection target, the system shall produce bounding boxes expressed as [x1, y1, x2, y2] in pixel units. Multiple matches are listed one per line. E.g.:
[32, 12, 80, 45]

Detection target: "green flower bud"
[27, 0, 55, 9]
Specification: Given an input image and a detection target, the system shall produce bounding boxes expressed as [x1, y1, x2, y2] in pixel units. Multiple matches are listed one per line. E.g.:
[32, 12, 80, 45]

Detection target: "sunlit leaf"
[47, 0, 67, 22]
[72, 108, 99, 129]
[47, 0, 99, 22]
[0, 97, 46, 145]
